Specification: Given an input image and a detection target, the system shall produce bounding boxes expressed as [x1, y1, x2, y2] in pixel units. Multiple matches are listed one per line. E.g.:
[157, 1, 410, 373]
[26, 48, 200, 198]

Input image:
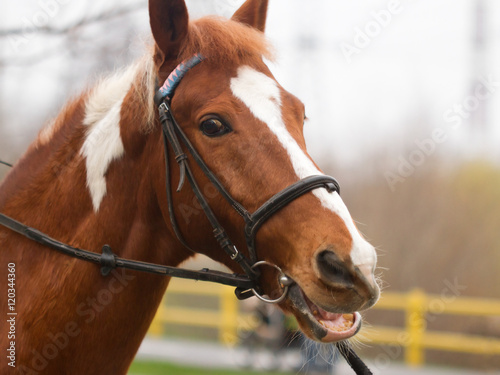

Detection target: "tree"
[0, 1, 146, 164]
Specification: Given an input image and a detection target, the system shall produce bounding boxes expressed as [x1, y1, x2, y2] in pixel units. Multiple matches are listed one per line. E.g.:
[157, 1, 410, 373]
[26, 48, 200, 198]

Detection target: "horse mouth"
[287, 284, 362, 342]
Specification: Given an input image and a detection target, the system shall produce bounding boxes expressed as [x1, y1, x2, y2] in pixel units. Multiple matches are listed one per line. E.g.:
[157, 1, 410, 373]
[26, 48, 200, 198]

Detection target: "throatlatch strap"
[159, 104, 188, 192]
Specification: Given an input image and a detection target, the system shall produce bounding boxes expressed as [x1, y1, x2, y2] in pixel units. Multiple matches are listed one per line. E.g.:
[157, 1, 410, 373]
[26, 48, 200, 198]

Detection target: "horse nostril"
[316, 250, 354, 287]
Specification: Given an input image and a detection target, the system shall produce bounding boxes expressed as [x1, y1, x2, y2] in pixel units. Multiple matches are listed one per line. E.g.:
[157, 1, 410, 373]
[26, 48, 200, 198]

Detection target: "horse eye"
[200, 118, 230, 137]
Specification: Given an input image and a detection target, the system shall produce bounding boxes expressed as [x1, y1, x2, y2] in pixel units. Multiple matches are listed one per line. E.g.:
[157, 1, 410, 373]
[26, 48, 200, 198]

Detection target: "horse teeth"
[343, 313, 354, 322]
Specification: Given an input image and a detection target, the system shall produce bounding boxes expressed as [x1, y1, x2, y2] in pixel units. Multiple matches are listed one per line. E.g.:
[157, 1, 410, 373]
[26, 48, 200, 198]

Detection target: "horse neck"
[0, 58, 191, 374]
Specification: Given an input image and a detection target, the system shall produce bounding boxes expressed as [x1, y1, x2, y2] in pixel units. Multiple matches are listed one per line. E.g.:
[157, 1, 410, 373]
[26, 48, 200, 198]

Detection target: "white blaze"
[230, 66, 377, 271]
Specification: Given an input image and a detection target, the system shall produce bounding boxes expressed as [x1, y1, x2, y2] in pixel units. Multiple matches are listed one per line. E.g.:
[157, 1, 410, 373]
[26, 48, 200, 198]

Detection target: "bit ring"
[251, 261, 293, 304]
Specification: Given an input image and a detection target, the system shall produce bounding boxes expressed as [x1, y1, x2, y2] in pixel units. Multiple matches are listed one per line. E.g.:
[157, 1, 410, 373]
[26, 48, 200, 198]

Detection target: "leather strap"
[158, 102, 258, 280]
[159, 102, 251, 221]
[244, 175, 340, 263]
[336, 341, 373, 374]
[0, 213, 254, 289]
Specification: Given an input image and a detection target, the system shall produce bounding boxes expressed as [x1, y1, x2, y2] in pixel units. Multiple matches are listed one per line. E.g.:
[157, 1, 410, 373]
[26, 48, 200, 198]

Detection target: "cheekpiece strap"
[156, 53, 205, 104]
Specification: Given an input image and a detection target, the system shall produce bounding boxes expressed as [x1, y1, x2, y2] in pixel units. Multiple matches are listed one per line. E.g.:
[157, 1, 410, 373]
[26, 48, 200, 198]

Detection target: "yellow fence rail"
[362, 288, 500, 366]
[148, 279, 255, 346]
[149, 279, 500, 367]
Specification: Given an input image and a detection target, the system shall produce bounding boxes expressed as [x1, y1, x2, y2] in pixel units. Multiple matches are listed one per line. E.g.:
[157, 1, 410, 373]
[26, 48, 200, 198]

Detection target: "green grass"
[128, 360, 294, 375]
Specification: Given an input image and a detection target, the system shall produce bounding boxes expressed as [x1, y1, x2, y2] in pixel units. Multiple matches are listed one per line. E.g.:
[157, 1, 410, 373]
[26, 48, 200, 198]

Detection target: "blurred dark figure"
[239, 298, 288, 370]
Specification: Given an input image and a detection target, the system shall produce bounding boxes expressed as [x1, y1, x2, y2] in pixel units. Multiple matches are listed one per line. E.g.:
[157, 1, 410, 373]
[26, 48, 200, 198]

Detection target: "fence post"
[220, 285, 238, 346]
[405, 288, 427, 367]
[149, 296, 166, 337]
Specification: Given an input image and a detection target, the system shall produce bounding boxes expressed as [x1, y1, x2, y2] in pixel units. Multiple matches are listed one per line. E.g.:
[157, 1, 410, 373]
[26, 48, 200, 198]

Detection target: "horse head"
[149, 0, 379, 343]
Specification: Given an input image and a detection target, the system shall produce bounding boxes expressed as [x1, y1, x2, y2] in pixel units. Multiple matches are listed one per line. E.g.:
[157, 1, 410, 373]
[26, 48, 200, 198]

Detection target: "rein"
[0, 55, 372, 375]
[0, 213, 254, 288]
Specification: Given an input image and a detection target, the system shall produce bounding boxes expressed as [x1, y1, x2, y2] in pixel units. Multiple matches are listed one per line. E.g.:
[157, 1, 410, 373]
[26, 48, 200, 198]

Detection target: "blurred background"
[1, 0, 499, 374]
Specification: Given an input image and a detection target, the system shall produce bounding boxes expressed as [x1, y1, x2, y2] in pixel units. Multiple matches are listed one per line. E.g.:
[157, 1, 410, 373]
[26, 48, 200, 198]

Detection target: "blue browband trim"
[157, 53, 205, 102]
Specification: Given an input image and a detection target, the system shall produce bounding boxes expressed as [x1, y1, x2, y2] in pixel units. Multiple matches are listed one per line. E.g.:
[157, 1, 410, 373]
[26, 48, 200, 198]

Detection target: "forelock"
[179, 16, 274, 67]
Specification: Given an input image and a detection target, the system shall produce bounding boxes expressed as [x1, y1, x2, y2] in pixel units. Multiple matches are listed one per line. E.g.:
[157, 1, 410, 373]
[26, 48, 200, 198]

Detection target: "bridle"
[154, 53, 341, 303]
[0, 54, 372, 374]
[0, 55, 338, 302]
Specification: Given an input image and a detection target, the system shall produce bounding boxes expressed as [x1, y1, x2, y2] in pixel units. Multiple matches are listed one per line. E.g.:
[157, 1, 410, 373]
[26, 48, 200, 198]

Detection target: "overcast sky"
[1, 0, 499, 171]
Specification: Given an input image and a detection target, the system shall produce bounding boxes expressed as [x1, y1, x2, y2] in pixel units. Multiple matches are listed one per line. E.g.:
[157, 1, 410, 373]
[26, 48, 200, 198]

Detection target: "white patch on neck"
[230, 66, 377, 272]
[80, 64, 139, 211]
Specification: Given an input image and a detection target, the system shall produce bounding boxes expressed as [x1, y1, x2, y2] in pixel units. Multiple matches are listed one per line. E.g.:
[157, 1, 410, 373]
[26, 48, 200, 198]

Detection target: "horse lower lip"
[287, 285, 361, 342]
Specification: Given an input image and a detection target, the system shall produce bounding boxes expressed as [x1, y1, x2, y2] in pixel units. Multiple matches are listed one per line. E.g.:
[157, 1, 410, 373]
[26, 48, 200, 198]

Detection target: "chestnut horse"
[0, 0, 379, 374]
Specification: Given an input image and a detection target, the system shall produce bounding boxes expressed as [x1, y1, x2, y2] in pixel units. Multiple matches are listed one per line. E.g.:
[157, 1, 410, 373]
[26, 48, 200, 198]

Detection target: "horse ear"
[231, 0, 269, 32]
[149, 0, 189, 63]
